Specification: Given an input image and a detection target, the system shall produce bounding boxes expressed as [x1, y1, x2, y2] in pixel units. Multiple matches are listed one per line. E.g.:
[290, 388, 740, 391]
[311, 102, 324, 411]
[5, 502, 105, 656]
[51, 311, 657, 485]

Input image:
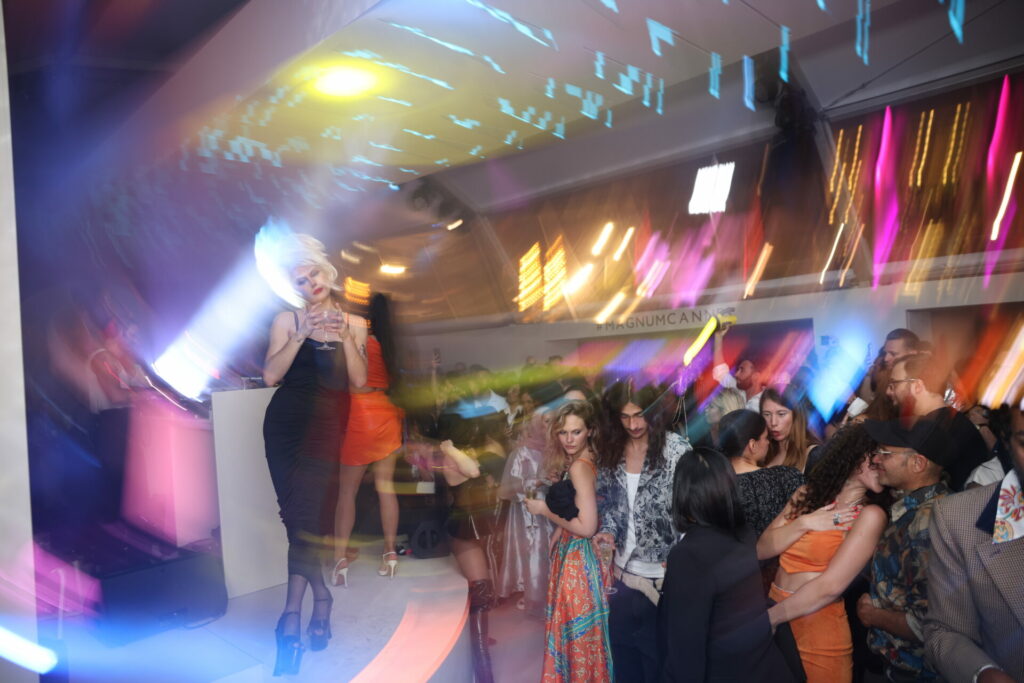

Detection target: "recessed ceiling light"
[313, 66, 376, 97]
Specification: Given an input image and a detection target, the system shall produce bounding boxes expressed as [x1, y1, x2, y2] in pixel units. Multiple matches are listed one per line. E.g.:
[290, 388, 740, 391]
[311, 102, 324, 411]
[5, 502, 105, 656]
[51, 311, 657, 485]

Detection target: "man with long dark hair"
[594, 381, 689, 682]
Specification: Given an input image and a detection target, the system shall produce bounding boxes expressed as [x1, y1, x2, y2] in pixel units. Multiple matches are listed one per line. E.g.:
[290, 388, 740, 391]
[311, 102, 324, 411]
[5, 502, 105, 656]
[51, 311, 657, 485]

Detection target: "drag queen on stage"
[261, 234, 367, 676]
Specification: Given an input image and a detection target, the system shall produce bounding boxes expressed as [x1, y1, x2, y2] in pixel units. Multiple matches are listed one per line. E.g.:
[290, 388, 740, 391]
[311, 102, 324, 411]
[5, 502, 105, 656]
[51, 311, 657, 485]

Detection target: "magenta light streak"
[986, 76, 1012, 197]
[872, 106, 900, 289]
[669, 222, 716, 307]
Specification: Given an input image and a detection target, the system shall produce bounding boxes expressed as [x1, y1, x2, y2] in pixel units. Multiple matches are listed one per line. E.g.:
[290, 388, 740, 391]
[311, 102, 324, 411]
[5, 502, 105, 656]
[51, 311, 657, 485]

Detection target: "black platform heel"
[307, 597, 333, 652]
[274, 611, 304, 676]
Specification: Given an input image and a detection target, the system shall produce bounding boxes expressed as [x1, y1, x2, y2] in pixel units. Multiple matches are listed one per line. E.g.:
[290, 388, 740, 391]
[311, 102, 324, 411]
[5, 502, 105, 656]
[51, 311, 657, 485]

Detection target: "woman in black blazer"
[658, 447, 796, 682]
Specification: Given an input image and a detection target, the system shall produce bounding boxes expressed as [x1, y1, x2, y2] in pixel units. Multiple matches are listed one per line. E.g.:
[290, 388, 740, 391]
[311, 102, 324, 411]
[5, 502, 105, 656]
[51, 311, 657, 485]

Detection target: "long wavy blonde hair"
[543, 400, 599, 480]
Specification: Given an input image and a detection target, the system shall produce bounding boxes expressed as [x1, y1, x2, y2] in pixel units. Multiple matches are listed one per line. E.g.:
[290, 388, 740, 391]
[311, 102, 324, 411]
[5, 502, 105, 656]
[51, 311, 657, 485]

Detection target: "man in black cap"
[857, 418, 953, 682]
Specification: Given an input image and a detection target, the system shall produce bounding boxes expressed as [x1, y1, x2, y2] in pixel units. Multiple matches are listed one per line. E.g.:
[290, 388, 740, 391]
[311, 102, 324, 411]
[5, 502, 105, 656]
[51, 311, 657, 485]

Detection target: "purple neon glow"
[872, 106, 899, 289]
[668, 221, 716, 307]
[986, 76, 1011, 201]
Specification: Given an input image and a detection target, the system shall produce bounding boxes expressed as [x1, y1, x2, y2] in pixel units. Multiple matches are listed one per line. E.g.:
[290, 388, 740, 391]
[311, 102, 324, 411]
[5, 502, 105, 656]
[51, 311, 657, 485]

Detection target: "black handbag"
[546, 478, 579, 521]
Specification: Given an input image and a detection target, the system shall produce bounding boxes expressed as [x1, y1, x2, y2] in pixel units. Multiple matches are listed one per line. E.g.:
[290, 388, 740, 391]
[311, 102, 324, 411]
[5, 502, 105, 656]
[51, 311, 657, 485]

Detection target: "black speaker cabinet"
[37, 522, 228, 646]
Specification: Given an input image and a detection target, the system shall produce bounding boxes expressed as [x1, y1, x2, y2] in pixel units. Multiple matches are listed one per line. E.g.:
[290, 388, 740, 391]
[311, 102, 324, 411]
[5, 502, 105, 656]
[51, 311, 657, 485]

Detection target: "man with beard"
[924, 403, 1024, 682]
[712, 329, 765, 412]
[886, 354, 988, 491]
[858, 419, 953, 681]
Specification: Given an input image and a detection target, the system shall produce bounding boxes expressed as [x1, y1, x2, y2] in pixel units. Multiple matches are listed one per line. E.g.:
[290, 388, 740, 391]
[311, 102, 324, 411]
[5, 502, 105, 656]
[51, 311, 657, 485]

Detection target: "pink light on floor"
[350, 576, 469, 682]
[872, 106, 900, 289]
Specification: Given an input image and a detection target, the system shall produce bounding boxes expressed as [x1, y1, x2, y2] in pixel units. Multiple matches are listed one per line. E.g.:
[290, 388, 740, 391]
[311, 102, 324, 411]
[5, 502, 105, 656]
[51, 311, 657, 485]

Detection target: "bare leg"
[334, 463, 369, 563]
[451, 536, 490, 582]
[372, 451, 400, 562]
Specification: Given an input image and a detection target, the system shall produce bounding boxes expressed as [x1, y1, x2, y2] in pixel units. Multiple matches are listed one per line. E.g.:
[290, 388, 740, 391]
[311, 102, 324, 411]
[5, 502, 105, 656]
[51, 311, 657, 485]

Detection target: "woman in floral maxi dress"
[525, 400, 613, 682]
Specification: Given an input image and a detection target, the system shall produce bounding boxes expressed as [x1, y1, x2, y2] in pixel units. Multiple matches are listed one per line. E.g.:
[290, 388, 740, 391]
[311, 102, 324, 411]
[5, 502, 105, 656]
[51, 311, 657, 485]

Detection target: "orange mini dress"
[769, 527, 853, 683]
[339, 336, 403, 466]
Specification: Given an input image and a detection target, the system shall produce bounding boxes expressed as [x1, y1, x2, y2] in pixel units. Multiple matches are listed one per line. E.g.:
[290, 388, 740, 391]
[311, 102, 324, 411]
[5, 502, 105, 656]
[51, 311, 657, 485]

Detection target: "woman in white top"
[595, 381, 690, 682]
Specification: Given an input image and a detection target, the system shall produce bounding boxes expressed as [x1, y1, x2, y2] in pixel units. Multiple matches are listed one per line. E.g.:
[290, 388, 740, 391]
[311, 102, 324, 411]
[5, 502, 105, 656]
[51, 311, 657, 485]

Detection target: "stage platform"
[52, 546, 472, 682]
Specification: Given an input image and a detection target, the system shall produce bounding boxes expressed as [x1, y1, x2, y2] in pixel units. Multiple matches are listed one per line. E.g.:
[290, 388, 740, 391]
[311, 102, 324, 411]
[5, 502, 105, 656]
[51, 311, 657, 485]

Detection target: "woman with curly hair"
[525, 400, 613, 682]
[761, 386, 821, 472]
[756, 423, 888, 683]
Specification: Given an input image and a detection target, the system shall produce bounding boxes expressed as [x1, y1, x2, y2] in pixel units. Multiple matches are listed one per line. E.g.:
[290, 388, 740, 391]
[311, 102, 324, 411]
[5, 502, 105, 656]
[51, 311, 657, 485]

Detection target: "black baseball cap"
[863, 417, 956, 469]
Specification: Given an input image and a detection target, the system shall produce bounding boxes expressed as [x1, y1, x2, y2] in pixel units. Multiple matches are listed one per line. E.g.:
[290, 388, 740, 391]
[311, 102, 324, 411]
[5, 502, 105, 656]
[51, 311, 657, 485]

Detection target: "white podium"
[210, 388, 289, 599]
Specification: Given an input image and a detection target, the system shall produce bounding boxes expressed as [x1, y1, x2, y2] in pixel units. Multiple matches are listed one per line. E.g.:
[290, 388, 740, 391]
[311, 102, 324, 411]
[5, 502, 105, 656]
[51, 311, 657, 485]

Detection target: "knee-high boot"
[469, 579, 495, 683]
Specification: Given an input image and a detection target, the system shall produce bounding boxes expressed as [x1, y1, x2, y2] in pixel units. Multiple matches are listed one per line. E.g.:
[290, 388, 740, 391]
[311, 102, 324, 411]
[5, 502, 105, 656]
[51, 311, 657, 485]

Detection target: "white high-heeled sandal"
[331, 557, 349, 588]
[378, 551, 398, 579]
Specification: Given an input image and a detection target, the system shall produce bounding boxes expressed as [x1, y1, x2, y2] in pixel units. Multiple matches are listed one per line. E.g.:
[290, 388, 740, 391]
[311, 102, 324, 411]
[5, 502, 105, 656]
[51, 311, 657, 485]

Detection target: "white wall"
[0, 10, 39, 683]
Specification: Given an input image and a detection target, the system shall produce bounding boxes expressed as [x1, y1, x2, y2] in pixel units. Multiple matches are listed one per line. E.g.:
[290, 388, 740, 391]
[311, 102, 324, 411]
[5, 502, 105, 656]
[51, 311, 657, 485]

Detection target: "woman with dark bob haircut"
[657, 448, 795, 682]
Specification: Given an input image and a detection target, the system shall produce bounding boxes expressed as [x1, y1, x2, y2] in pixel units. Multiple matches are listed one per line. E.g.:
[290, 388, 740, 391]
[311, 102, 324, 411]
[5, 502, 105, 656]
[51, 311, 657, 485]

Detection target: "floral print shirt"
[868, 482, 950, 678]
[993, 469, 1024, 543]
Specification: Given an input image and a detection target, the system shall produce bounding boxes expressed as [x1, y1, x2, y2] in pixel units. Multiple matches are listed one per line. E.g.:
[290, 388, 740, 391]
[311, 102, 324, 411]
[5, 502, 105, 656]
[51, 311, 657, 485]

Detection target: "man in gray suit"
[924, 404, 1024, 682]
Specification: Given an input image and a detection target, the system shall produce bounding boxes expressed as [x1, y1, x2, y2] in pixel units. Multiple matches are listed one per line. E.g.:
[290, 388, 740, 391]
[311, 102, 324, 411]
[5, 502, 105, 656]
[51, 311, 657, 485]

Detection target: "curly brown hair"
[788, 422, 879, 519]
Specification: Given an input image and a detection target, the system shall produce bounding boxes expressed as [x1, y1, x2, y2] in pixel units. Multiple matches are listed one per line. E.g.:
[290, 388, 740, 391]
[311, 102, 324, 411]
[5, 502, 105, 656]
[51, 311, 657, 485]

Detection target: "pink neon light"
[986, 76, 1011, 194]
[872, 107, 900, 289]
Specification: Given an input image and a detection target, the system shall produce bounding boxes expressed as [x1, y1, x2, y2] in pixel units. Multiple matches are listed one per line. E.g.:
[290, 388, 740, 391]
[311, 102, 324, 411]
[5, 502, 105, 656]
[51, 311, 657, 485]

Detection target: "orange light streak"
[743, 243, 773, 299]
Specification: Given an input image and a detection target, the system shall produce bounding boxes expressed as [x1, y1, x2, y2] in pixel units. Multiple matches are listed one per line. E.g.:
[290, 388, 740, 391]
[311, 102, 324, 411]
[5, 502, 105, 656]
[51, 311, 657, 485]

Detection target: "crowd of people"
[261, 234, 1023, 683]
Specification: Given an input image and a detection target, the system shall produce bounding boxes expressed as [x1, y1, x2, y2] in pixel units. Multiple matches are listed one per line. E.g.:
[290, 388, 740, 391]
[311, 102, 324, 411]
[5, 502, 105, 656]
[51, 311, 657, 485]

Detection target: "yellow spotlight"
[591, 222, 615, 257]
[612, 227, 635, 261]
[563, 264, 594, 296]
[992, 151, 1022, 241]
[683, 317, 718, 366]
[380, 264, 407, 275]
[313, 66, 376, 97]
[594, 291, 627, 324]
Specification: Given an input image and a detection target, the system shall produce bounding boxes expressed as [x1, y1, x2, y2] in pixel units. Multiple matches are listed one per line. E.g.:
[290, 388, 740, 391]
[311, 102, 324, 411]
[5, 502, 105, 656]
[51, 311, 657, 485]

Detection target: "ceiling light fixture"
[591, 222, 615, 256]
[688, 162, 735, 214]
[446, 219, 464, 230]
[380, 264, 407, 275]
[313, 66, 376, 97]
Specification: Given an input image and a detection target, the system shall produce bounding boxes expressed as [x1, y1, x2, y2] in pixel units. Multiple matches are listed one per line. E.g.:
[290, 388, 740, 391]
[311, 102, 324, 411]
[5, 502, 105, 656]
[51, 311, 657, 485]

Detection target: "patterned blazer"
[924, 483, 1024, 682]
[596, 431, 690, 564]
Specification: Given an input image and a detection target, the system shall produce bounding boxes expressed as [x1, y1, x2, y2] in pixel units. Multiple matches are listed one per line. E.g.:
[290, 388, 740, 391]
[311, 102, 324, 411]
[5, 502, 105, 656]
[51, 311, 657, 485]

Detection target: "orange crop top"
[779, 527, 846, 574]
[365, 336, 390, 389]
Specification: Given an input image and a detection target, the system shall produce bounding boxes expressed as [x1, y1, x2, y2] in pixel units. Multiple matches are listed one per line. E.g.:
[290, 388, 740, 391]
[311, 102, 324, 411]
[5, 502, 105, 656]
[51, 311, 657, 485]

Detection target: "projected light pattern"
[779, 26, 790, 83]
[498, 98, 566, 138]
[743, 56, 755, 111]
[606, 339, 668, 376]
[378, 96, 413, 106]
[543, 236, 568, 312]
[856, 0, 871, 65]
[369, 142, 403, 152]
[449, 115, 482, 130]
[593, 52, 665, 115]
[341, 49, 455, 90]
[646, 18, 675, 57]
[709, 53, 722, 99]
[463, 0, 558, 50]
[948, 0, 964, 43]
[384, 21, 506, 74]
